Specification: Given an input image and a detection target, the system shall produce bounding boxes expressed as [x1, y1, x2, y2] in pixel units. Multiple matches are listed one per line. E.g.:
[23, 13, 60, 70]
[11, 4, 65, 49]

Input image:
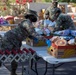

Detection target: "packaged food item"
[50, 36, 60, 43]
[54, 29, 70, 36]
[35, 28, 43, 34]
[43, 28, 50, 36]
[60, 36, 74, 40]
[55, 39, 67, 46]
[75, 37, 76, 45]
[68, 39, 75, 45]
[71, 30, 76, 37]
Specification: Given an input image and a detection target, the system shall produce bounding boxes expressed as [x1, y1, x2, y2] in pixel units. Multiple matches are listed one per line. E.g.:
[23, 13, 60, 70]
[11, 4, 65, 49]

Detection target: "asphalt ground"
[0, 58, 76, 75]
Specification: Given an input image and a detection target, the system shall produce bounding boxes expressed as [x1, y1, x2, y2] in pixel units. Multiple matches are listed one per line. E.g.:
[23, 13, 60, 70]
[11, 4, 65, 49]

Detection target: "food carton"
[47, 43, 76, 58]
[26, 36, 52, 46]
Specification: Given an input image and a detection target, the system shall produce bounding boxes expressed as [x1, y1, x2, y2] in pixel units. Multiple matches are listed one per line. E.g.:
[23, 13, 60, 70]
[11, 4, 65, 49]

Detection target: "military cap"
[24, 9, 38, 18]
[24, 9, 38, 22]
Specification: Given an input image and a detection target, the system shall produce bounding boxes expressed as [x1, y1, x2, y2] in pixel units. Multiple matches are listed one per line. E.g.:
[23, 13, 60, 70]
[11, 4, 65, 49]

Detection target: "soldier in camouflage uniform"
[45, 0, 60, 21]
[50, 8, 76, 31]
[0, 9, 38, 75]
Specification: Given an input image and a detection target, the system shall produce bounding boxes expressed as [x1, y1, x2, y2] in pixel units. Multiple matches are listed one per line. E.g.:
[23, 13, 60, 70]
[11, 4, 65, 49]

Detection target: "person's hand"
[28, 35, 39, 43]
[33, 37, 39, 43]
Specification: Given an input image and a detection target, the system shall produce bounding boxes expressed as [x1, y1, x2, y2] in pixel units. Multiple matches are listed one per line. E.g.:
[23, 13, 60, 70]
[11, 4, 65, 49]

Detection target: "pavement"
[0, 58, 76, 75]
[0, 42, 76, 75]
[0, 30, 76, 75]
[0, 65, 10, 75]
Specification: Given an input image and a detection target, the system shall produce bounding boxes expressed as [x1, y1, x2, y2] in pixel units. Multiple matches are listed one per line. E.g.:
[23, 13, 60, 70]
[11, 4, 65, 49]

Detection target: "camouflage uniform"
[0, 10, 38, 75]
[44, 0, 60, 20]
[0, 19, 36, 51]
[50, 8, 76, 31]
[54, 13, 76, 31]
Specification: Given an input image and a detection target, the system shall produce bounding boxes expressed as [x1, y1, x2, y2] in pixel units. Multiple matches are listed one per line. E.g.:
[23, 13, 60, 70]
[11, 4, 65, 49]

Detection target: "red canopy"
[16, 0, 32, 4]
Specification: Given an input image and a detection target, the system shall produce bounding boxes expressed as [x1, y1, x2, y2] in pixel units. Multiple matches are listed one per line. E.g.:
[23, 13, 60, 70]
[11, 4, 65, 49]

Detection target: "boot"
[11, 60, 18, 75]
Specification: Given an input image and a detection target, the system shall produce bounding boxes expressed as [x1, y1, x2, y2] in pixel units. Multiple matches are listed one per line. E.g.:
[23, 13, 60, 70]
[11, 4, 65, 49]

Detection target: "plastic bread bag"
[68, 38, 75, 45]
[71, 30, 76, 37]
[43, 28, 50, 36]
[35, 28, 43, 35]
[60, 36, 74, 41]
[54, 29, 70, 36]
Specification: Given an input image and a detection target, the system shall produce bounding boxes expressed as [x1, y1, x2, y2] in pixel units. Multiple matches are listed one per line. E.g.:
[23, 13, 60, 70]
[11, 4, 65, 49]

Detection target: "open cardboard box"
[47, 43, 76, 58]
[26, 36, 53, 47]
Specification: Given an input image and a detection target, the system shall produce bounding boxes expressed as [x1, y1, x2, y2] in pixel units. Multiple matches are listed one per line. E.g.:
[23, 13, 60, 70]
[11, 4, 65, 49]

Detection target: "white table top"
[0, 31, 7, 37]
[22, 41, 76, 64]
[0, 31, 76, 65]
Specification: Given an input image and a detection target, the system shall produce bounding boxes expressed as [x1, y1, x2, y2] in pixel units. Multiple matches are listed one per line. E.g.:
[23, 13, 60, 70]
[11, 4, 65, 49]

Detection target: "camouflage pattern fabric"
[54, 13, 76, 31]
[44, 0, 59, 20]
[50, 8, 61, 21]
[0, 19, 37, 51]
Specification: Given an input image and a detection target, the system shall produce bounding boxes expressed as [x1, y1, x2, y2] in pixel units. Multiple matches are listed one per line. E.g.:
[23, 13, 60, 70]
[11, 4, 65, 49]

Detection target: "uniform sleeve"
[20, 19, 36, 36]
[54, 14, 76, 31]
[67, 16, 76, 30]
[44, 7, 50, 19]
[54, 15, 63, 31]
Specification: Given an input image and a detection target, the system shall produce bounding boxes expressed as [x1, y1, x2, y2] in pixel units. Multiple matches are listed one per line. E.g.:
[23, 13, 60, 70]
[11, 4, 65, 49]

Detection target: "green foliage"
[70, 0, 76, 3]
[43, 0, 76, 3]
[59, 0, 76, 3]
[59, 0, 70, 3]
[42, 0, 52, 2]
[70, 3, 76, 6]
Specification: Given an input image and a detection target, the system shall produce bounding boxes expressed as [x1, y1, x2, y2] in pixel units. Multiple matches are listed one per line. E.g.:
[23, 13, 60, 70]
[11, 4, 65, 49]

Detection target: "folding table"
[0, 24, 18, 31]
[22, 41, 76, 75]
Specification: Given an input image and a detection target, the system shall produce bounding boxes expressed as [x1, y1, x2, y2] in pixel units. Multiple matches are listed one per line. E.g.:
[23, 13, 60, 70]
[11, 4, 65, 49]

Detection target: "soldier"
[49, 8, 76, 31]
[0, 9, 39, 75]
[44, 0, 60, 21]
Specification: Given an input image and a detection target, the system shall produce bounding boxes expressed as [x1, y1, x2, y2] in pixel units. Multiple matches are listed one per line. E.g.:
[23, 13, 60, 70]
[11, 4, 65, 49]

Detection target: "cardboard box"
[47, 43, 76, 58]
[26, 38, 47, 46]
[26, 36, 53, 46]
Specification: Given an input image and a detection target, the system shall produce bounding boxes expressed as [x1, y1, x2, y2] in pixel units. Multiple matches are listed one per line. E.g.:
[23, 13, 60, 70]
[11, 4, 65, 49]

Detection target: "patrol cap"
[24, 9, 38, 18]
[24, 9, 38, 22]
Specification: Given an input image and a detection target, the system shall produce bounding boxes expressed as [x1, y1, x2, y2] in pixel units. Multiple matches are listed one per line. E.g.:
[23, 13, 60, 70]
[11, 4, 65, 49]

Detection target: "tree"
[70, 0, 76, 3]
[59, 0, 76, 3]
[42, 0, 52, 2]
[59, 0, 70, 3]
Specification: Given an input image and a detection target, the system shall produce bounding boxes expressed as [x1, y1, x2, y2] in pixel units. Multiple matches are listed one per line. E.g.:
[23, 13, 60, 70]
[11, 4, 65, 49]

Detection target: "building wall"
[30, 2, 68, 13]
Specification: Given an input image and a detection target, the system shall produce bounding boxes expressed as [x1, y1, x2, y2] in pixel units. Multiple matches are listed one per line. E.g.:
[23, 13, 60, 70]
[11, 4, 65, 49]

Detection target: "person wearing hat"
[48, 8, 76, 32]
[44, 0, 60, 21]
[0, 9, 41, 75]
